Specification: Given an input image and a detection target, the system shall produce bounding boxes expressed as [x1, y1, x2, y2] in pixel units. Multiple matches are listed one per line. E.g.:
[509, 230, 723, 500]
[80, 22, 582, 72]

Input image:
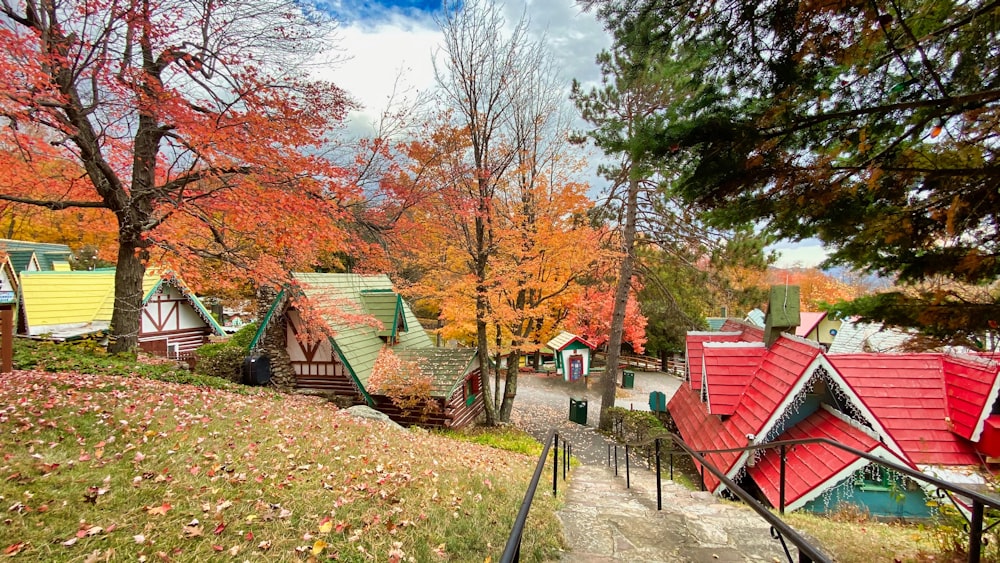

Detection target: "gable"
[394, 348, 479, 397]
[828, 354, 981, 466]
[359, 290, 405, 338]
[20, 270, 118, 330]
[546, 331, 595, 352]
[0, 240, 72, 271]
[142, 277, 226, 336]
[284, 273, 431, 390]
[685, 331, 742, 391]
[702, 342, 766, 416]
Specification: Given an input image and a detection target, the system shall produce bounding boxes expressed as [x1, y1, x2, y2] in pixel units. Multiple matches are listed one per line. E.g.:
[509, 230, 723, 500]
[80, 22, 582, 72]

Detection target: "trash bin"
[569, 397, 588, 425]
[242, 354, 271, 386]
[622, 370, 635, 389]
[649, 390, 666, 412]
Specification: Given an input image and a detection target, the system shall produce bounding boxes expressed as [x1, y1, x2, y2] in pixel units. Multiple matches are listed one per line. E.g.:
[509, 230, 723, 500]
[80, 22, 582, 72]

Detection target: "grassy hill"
[0, 367, 562, 561]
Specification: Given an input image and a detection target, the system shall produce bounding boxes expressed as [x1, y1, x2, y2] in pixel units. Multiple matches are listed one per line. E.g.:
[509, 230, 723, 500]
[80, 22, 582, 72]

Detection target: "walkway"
[511, 370, 815, 562]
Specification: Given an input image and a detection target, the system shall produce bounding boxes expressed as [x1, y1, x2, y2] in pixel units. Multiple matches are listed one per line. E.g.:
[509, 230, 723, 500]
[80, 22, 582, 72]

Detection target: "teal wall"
[801, 471, 932, 518]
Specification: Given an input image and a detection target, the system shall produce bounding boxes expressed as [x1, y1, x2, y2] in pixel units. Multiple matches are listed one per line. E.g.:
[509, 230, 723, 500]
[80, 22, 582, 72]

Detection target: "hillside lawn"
[0, 365, 563, 562]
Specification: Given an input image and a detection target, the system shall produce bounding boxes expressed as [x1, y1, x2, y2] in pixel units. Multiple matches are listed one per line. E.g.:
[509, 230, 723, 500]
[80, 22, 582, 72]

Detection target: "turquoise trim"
[328, 337, 374, 406]
[249, 289, 286, 350]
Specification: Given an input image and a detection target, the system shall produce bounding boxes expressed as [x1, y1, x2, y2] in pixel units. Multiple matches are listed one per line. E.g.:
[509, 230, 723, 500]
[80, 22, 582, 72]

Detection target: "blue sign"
[0, 291, 15, 304]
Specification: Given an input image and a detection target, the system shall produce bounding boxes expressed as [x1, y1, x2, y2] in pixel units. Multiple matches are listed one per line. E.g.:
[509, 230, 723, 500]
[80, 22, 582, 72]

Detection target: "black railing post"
[655, 438, 662, 511]
[700, 465, 705, 491]
[625, 444, 631, 488]
[553, 433, 559, 497]
[614, 445, 618, 476]
[969, 500, 984, 563]
[779, 444, 786, 515]
[669, 449, 674, 481]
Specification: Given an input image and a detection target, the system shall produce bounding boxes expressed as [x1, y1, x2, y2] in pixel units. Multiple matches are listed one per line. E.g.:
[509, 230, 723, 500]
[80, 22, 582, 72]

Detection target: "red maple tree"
[0, 0, 359, 351]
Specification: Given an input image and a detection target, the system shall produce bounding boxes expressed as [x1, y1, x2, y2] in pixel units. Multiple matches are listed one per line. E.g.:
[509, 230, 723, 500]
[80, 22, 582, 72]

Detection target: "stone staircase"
[556, 462, 803, 562]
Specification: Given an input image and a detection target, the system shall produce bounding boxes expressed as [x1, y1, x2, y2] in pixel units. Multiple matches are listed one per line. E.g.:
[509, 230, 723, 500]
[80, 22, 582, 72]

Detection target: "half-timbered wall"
[138, 285, 213, 358]
[285, 309, 361, 400]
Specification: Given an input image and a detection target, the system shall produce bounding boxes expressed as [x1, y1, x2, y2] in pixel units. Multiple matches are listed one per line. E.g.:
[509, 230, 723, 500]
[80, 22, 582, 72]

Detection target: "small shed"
[547, 331, 596, 381]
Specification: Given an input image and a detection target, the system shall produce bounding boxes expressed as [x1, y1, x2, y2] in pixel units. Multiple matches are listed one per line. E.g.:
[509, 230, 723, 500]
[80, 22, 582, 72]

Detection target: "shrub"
[228, 322, 259, 350]
[194, 341, 247, 383]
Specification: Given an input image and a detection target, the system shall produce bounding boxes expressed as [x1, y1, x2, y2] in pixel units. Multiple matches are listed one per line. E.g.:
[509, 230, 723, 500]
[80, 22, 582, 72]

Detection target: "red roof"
[668, 384, 744, 492]
[685, 332, 742, 391]
[829, 354, 982, 466]
[702, 344, 766, 416]
[747, 407, 886, 510]
[941, 355, 1000, 442]
[794, 312, 827, 339]
[725, 337, 823, 451]
[720, 319, 765, 342]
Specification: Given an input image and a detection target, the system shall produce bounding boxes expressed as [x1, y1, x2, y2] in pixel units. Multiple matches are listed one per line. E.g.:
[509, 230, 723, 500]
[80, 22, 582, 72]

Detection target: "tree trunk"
[599, 176, 639, 431]
[499, 350, 520, 422]
[108, 234, 148, 354]
[476, 292, 497, 426]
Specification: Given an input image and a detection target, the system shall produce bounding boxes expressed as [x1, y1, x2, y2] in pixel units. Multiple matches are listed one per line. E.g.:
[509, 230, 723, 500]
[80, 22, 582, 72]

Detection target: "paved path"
[510, 370, 812, 562]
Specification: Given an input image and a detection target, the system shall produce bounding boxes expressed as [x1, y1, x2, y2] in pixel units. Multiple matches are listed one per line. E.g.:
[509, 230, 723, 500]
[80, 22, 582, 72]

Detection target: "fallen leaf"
[3, 542, 25, 556]
[213, 522, 226, 535]
[62, 537, 78, 547]
[318, 519, 333, 534]
[145, 502, 171, 516]
[312, 540, 328, 555]
[257, 540, 271, 551]
[183, 519, 203, 538]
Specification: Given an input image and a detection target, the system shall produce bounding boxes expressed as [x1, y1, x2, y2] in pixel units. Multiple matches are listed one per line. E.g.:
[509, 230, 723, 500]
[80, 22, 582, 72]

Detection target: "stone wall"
[255, 286, 296, 391]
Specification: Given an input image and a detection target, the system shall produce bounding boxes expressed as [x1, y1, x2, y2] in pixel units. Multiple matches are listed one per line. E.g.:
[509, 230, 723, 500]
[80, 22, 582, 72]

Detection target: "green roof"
[394, 348, 478, 397]
[6, 250, 37, 272]
[282, 273, 431, 391]
[359, 290, 406, 338]
[0, 240, 71, 271]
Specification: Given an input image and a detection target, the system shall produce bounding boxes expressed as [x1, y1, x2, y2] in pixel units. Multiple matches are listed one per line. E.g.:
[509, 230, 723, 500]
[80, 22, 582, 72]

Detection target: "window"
[464, 375, 480, 406]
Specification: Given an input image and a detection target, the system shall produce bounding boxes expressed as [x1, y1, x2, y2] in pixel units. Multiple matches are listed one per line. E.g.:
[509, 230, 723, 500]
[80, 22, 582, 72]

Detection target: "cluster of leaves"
[0, 369, 563, 561]
[193, 323, 259, 383]
[367, 348, 438, 421]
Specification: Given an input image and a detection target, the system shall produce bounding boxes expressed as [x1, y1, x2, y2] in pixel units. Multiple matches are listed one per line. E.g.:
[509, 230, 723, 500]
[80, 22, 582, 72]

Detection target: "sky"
[312, 0, 829, 270]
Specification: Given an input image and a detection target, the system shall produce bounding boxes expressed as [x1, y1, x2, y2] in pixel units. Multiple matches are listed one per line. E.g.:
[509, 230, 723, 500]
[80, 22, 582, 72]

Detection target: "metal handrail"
[606, 430, 1000, 562]
[500, 430, 572, 563]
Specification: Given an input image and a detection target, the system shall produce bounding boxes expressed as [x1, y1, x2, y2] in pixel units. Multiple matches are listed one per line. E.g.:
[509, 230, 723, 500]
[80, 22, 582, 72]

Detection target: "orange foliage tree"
[767, 268, 863, 311]
[367, 347, 438, 421]
[0, 1, 360, 351]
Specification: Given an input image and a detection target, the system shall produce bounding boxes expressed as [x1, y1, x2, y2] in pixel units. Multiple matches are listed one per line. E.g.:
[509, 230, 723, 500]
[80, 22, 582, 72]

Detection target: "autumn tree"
[0, 0, 357, 351]
[767, 268, 863, 311]
[432, 0, 565, 424]
[585, 0, 1000, 338]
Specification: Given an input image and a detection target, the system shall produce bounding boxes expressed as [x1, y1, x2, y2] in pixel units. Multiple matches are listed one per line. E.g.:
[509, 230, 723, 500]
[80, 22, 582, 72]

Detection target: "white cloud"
[313, 0, 609, 136]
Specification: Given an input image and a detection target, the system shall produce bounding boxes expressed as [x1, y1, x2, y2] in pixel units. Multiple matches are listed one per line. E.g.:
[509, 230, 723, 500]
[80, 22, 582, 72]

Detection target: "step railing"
[607, 432, 1000, 563]
[500, 430, 573, 563]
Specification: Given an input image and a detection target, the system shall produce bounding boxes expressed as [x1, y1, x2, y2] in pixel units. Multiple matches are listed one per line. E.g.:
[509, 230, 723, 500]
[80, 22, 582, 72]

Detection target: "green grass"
[437, 426, 545, 458]
[0, 368, 564, 561]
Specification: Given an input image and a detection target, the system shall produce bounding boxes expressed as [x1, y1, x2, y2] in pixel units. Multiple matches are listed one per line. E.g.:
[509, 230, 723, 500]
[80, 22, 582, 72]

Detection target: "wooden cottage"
[547, 331, 596, 381]
[252, 273, 484, 428]
[18, 269, 224, 359]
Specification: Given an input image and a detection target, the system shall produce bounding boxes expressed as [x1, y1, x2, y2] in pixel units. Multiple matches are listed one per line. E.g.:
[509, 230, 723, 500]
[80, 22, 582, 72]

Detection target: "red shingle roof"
[685, 332, 742, 391]
[725, 337, 823, 450]
[829, 354, 982, 466]
[747, 407, 886, 510]
[703, 343, 766, 416]
[667, 384, 744, 492]
[720, 319, 765, 342]
[942, 355, 1000, 442]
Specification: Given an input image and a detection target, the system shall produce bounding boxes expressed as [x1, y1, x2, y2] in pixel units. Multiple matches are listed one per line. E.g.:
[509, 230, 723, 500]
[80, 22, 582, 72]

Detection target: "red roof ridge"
[703, 341, 765, 349]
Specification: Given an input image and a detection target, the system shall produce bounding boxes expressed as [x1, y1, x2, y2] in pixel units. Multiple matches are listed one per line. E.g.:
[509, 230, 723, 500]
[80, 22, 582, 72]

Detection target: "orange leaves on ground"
[145, 502, 172, 516]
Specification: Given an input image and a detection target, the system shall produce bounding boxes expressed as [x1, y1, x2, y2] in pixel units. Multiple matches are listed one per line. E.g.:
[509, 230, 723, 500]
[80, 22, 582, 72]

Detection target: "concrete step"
[556, 463, 798, 562]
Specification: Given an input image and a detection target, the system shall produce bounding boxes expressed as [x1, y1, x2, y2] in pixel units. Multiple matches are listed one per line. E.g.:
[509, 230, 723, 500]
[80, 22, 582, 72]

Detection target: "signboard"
[0, 291, 15, 304]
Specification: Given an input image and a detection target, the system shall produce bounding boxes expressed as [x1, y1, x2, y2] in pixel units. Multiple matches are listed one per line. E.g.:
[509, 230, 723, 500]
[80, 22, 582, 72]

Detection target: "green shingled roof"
[0, 240, 71, 271]
[6, 250, 37, 272]
[394, 348, 478, 398]
[359, 290, 406, 338]
[283, 273, 431, 391]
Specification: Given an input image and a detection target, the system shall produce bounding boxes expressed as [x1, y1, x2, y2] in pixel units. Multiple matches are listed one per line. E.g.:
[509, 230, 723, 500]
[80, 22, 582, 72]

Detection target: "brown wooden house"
[252, 273, 484, 428]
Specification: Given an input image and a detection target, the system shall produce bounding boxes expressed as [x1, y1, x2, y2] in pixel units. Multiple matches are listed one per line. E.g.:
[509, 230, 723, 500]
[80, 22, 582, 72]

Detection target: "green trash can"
[569, 397, 588, 425]
[622, 370, 635, 389]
